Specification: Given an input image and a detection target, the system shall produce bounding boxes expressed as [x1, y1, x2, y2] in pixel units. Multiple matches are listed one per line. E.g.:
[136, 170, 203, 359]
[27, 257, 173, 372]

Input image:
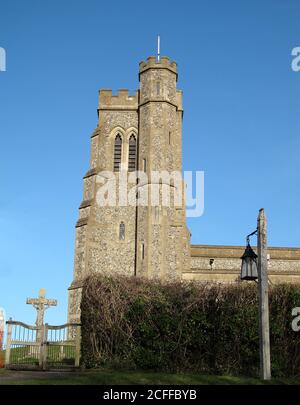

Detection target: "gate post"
[39, 323, 48, 370]
[75, 325, 81, 368]
[5, 319, 12, 368]
[43, 323, 48, 370]
[38, 324, 43, 368]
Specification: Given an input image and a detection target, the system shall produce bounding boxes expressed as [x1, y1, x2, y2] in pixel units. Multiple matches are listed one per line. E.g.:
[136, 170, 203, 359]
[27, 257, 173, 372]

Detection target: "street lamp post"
[257, 208, 271, 380]
[241, 208, 271, 380]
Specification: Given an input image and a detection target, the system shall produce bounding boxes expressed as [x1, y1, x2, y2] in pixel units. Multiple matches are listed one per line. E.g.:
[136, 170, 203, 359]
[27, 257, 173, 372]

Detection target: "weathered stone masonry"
[186, 245, 300, 284]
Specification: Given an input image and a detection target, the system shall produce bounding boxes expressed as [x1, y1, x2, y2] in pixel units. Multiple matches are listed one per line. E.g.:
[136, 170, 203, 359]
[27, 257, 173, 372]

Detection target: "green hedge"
[81, 274, 300, 376]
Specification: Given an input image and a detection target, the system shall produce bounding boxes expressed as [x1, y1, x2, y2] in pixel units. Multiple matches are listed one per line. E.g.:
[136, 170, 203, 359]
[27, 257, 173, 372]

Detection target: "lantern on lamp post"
[240, 209, 271, 381]
[240, 231, 258, 281]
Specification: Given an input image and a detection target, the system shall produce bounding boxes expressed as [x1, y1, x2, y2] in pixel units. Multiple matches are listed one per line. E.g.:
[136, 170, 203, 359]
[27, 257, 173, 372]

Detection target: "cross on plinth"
[26, 288, 57, 329]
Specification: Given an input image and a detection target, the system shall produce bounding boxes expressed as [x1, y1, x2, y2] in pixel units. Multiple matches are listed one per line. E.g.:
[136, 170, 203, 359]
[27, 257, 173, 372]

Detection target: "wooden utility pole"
[257, 208, 271, 380]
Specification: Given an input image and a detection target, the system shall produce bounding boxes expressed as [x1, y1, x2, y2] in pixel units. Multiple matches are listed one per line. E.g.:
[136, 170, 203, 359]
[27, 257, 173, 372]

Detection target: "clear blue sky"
[0, 0, 299, 326]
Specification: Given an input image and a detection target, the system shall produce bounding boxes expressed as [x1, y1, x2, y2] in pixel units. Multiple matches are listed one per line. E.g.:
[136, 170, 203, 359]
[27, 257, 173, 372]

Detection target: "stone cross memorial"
[26, 289, 57, 340]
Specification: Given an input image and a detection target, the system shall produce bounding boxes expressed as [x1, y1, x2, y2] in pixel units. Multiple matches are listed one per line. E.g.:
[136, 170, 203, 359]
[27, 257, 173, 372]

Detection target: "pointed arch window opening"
[128, 134, 137, 172]
[119, 222, 125, 241]
[114, 134, 122, 172]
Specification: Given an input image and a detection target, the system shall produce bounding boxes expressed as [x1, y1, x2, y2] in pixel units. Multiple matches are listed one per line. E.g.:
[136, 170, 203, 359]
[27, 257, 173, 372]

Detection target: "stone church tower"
[68, 56, 191, 323]
[68, 54, 300, 323]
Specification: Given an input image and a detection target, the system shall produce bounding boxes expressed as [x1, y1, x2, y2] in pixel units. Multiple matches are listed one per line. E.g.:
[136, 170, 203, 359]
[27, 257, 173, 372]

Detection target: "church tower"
[68, 56, 190, 323]
[135, 57, 190, 281]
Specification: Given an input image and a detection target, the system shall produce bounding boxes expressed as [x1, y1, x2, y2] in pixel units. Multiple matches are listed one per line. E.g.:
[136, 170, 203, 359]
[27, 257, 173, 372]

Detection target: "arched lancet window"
[128, 134, 137, 172]
[113, 134, 122, 172]
[119, 222, 125, 240]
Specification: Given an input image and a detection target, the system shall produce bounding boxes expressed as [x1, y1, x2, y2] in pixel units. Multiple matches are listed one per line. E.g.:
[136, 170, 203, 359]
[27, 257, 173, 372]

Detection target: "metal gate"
[43, 323, 81, 369]
[5, 320, 81, 370]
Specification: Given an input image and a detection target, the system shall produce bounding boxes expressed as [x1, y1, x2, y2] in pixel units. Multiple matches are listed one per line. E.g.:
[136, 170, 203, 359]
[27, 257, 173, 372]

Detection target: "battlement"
[99, 89, 138, 110]
[139, 56, 177, 76]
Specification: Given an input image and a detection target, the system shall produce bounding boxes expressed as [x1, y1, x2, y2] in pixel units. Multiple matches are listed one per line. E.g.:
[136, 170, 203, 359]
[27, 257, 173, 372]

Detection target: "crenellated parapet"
[98, 89, 138, 111]
[139, 56, 177, 78]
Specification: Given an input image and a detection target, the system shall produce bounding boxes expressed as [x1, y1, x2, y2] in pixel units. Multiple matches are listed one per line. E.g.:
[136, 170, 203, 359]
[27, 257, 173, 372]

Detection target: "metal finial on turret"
[157, 35, 160, 62]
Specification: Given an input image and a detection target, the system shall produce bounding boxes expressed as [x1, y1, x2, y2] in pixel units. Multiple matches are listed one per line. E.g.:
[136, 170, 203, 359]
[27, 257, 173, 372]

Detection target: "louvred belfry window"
[113, 134, 122, 172]
[128, 135, 137, 172]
